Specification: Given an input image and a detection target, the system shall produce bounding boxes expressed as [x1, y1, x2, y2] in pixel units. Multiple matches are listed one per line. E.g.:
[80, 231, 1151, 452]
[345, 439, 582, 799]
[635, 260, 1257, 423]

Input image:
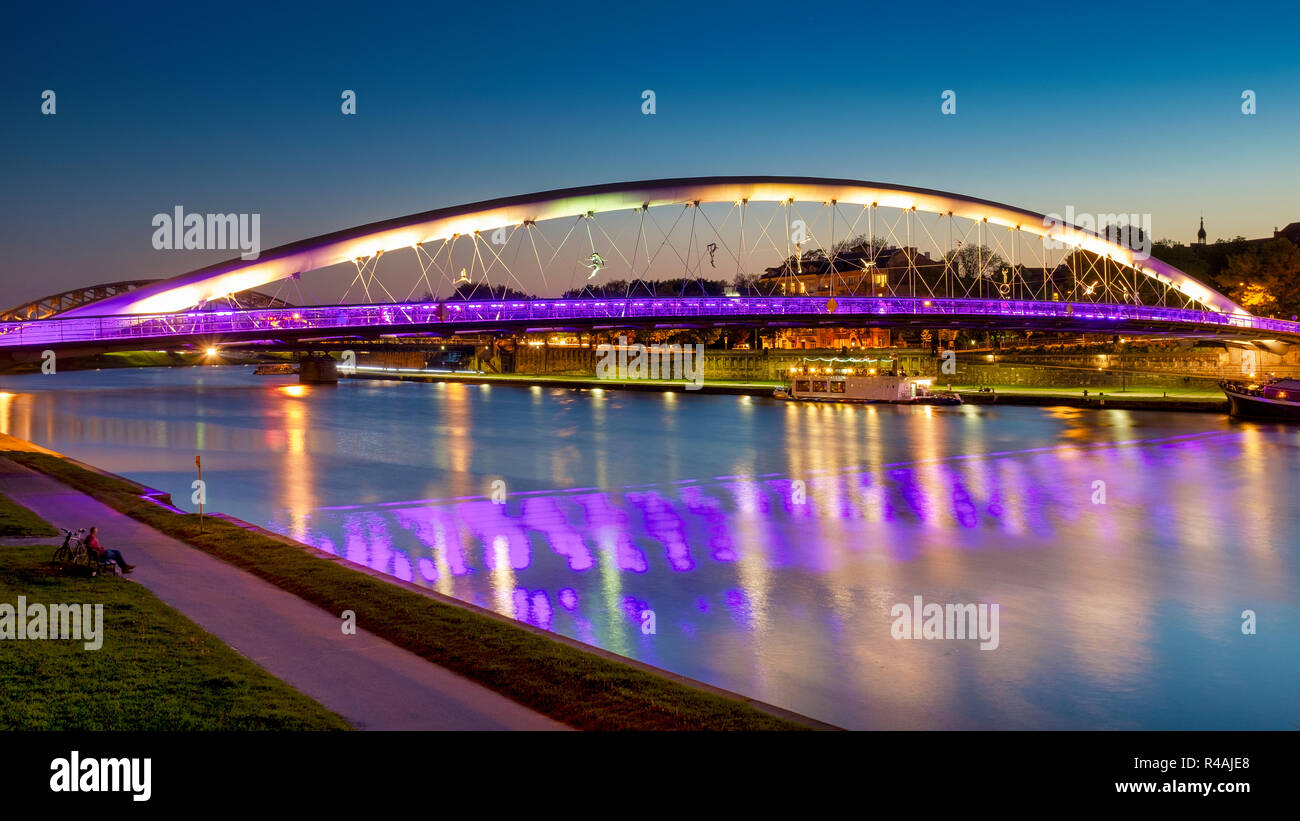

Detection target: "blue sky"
[2, 0, 1298, 305]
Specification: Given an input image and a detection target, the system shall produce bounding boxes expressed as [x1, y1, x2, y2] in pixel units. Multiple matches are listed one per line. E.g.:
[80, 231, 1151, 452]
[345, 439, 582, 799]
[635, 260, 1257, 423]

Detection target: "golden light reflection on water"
[490, 534, 516, 617]
[727, 472, 775, 696]
[1231, 422, 1286, 593]
[430, 515, 455, 597]
[1, 391, 33, 441]
[277, 385, 315, 542]
[0, 392, 16, 436]
[595, 522, 629, 657]
[442, 382, 471, 482]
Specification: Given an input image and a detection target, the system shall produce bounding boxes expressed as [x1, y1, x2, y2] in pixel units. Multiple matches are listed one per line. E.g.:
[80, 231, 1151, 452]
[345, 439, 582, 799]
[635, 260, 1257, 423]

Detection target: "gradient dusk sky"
[2, 0, 1298, 306]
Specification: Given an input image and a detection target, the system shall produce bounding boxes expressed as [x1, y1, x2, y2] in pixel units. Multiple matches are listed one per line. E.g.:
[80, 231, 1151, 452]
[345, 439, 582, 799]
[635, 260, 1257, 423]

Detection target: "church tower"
[1197, 216, 1207, 245]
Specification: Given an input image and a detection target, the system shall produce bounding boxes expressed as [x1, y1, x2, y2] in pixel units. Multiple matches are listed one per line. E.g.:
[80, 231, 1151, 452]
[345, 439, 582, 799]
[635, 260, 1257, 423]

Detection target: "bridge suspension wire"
[830, 200, 871, 293]
[978, 219, 1016, 299]
[912, 211, 948, 297]
[342, 252, 393, 305]
[586, 210, 639, 288]
[949, 217, 981, 300]
[504, 223, 532, 294]
[738, 200, 745, 289]
[522, 222, 549, 295]
[640, 204, 693, 292]
[543, 215, 586, 295]
[906, 212, 923, 298]
[742, 203, 789, 291]
[944, 212, 952, 299]
[679, 201, 737, 294]
[64, 197, 1233, 320]
[787, 201, 829, 294]
[417, 236, 461, 299]
[50, 178, 1255, 320]
[693, 201, 741, 281]
[871, 205, 881, 297]
[264, 274, 297, 309]
[681, 202, 698, 296]
[1012, 226, 1021, 299]
[410, 241, 441, 301]
[627, 206, 651, 297]
[471, 225, 532, 299]
[582, 213, 599, 292]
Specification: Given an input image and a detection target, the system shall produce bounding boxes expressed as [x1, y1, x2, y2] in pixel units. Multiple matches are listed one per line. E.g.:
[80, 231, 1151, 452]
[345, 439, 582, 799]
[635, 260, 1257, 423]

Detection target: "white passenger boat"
[776, 362, 961, 405]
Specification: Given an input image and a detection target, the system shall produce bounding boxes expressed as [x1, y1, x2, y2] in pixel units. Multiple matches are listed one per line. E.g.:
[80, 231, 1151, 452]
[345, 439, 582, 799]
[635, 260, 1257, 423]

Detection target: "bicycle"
[50, 528, 117, 576]
[50, 528, 86, 566]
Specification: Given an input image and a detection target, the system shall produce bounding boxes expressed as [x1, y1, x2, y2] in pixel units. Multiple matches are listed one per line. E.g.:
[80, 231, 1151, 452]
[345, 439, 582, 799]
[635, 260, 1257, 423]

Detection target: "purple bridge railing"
[2, 297, 1298, 351]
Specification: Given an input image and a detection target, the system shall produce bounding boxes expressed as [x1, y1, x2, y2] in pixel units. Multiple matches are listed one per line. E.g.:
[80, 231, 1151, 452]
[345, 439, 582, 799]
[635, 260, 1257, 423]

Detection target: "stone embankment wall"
[951, 361, 1220, 390]
[991, 347, 1300, 378]
[356, 351, 425, 369]
[512, 345, 596, 375]
[511, 346, 934, 380]
[350, 344, 1295, 390]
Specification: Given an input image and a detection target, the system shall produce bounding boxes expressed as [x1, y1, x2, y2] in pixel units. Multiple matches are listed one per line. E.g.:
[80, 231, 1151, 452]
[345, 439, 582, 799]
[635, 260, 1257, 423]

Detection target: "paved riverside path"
[0, 454, 567, 730]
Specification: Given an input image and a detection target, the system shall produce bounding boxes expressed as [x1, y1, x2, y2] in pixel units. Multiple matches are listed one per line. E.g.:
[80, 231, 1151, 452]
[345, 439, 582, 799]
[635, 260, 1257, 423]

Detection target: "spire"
[1197, 216, 1207, 245]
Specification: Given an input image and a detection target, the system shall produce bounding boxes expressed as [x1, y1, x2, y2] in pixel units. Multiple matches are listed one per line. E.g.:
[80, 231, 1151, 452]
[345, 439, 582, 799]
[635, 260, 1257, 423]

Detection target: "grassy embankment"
[1, 449, 812, 730]
[0, 493, 58, 538]
[350, 369, 1225, 405]
[351, 368, 784, 391]
[0, 496, 347, 729]
[948, 384, 1223, 401]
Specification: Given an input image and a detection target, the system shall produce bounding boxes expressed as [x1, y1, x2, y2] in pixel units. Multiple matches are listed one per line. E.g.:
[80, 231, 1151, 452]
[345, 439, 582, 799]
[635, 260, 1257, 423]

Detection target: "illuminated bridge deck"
[2, 297, 1299, 353]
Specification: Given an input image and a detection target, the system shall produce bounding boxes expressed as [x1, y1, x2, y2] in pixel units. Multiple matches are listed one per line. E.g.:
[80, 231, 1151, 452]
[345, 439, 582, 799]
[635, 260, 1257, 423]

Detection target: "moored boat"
[254, 363, 297, 375]
[775, 360, 961, 405]
[1220, 377, 1300, 420]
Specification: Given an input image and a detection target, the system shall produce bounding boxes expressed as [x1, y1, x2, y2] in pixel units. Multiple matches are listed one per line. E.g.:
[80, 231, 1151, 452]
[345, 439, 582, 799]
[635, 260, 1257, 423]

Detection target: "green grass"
[100, 351, 195, 367]
[948, 383, 1225, 401]
[0, 544, 349, 730]
[355, 369, 785, 390]
[0, 493, 58, 538]
[398, 371, 1226, 401]
[2, 450, 812, 730]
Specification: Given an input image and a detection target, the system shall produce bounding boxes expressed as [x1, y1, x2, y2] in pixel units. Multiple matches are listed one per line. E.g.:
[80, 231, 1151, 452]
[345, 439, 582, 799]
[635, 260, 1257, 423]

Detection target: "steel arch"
[59, 177, 1246, 318]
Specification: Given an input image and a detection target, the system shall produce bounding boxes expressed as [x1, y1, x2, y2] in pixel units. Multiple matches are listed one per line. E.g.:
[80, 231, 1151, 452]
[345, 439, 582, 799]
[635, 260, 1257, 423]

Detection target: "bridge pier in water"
[298, 354, 338, 384]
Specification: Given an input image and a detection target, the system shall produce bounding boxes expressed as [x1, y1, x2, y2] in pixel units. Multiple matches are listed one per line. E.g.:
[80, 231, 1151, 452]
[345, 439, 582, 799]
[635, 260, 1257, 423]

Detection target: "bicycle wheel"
[51, 547, 70, 565]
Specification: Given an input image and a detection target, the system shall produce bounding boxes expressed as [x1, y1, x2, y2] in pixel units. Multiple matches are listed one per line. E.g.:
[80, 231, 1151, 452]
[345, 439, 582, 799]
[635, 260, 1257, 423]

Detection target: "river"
[1, 366, 1295, 729]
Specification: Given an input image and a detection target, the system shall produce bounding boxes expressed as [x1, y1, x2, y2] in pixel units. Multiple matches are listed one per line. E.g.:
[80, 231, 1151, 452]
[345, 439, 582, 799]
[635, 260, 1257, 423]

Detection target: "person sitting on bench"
[85, 527, 134, 573]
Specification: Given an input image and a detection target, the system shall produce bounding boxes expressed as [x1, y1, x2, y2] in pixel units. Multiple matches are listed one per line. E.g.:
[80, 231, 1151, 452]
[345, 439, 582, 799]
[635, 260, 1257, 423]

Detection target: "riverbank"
[952, 385, 1227, 413]
[0, 495, 349, 730]
[0, 543, 352, 730]
[346, 366, 784, 395]
[342, 368, 1230, 412]
[0, 492, 57, 538]
[0, 433, 825, 731]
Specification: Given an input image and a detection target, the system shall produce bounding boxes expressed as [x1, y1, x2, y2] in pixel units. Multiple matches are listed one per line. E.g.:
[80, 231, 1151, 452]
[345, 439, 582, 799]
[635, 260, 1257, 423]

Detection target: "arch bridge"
[3, 177, 1297, 353]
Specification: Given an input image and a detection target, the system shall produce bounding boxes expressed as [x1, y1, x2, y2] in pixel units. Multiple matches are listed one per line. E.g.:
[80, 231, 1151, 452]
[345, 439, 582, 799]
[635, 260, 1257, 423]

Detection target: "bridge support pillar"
[299, 354, 338, 384]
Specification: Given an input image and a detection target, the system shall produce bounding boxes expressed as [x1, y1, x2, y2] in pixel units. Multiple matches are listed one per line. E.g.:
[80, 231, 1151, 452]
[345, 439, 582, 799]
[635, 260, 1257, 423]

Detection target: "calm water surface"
[2, 366, 1296, 729]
